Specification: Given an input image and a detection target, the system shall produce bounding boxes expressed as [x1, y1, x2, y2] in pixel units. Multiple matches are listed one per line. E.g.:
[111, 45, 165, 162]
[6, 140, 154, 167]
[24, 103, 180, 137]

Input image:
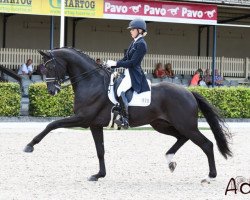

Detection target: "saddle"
[108, 72, 151, 107]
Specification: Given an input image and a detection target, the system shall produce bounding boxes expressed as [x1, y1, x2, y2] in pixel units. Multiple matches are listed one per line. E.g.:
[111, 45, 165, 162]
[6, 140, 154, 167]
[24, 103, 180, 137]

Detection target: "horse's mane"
[51, 47, 98, 67]
[50, 47, 111, 78]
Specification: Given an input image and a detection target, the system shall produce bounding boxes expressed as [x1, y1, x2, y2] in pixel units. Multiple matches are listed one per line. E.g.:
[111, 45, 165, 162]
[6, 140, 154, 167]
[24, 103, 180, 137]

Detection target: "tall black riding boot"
[114, 92, 129, 129]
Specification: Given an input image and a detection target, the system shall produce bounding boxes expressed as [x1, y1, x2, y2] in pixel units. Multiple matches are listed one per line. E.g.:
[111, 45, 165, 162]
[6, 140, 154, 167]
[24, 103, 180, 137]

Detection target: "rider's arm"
[115, 42, 146, 69]
[120, 53, 128, 62]
[119, 41, 134, 62]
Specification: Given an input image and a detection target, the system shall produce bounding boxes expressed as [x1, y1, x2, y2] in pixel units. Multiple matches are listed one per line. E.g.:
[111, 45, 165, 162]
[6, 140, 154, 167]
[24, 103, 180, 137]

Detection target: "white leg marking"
[201, 176, 216, 185]
[166, 154, 177, 173]
[165, 153, 174, 165]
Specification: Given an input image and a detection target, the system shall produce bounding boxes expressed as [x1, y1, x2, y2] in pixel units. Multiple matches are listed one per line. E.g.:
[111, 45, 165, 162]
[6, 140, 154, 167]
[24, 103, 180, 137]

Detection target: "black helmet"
[127, 18, 147, 32]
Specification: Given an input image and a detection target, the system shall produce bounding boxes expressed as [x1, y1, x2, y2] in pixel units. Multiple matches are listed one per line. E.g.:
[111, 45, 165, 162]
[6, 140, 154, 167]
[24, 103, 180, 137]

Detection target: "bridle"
[44, 51, 111, 91]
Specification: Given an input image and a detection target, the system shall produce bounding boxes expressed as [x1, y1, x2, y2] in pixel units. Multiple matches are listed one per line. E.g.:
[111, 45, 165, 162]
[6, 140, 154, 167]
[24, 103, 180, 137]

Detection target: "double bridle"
[44, 52, 111, 90]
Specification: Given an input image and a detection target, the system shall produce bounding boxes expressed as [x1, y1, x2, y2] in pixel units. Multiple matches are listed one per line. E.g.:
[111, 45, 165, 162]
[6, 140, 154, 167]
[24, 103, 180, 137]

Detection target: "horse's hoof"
[169, 162, 177, 173]
[201, 176, 216, 185]
[23, 145, 34, 153]
[88, 175, 98, 181]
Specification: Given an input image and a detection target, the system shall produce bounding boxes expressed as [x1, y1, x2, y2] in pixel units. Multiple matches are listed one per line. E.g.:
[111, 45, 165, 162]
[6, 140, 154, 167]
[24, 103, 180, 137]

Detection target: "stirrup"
[114, 116, 129, 129]
[112, 104, 121, 114]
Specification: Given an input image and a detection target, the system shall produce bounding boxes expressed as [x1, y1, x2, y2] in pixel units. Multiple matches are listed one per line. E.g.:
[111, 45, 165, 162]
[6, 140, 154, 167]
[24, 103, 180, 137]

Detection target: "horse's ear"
[38, 50, 50, 58]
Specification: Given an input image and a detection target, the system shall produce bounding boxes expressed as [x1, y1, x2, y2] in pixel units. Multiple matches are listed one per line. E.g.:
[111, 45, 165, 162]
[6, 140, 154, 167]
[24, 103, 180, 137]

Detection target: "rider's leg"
[116, 70, 132, 128]
[117, 69, 132, 97]
[115, 92, 129, 128]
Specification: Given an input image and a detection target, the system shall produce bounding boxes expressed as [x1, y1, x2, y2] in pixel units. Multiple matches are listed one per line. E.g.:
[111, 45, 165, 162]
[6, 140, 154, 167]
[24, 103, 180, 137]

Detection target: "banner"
[104, 0, 217, 25]
[0, 0, 103, 18]
[185, 0, 250, 6]
[0, 0, 217, 25]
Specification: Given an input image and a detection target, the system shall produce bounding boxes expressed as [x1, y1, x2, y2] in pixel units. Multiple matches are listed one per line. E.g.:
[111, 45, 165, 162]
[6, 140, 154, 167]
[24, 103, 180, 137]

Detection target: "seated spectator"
[165, 63, 175, 78]
[154, 63, 166, 78]
[190, 69, 201, 86]
[36, 64, 46, 75]
[35, 64, 47, 80]
[215, 69, 223, 86]
[18, 59, 33, 79]
[203, 69, 212, 86]
[96, 58, 101, 66]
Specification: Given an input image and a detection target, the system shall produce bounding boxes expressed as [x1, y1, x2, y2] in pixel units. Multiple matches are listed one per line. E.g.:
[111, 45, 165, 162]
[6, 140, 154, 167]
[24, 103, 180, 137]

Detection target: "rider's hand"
[106, 60, 117, 68]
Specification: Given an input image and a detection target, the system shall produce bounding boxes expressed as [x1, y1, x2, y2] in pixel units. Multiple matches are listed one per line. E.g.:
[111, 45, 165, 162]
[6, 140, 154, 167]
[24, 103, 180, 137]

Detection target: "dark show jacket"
[113, 37, 150, 93]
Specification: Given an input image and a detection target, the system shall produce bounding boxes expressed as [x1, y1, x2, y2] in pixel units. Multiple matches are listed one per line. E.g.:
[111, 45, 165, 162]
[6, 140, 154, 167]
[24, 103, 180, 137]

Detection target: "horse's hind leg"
[166, 137, 188, 172]
[24, 115, 85, 153]
[181, 128, 217, 183]
[150, 120, 188, 173]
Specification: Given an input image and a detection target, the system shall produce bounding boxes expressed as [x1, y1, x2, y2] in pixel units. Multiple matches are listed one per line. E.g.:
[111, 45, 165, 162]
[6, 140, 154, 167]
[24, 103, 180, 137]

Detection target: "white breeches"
[117, 69, 132, 97]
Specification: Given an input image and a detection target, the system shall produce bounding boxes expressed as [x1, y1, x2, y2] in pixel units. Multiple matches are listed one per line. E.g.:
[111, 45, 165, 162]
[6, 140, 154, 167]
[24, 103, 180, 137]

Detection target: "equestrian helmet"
[128, 18, 147, 32]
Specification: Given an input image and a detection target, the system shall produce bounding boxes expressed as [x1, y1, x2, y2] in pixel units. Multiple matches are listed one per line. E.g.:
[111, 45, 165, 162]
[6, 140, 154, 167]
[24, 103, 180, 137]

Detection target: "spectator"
[203, 68, 212, 86]
[18, 59, 33, 79]
[35, 63, 47, 80]
[190, 69, 201, 86]
[153, 62, 166, 78]
[96, 58, 101, 65]
[165, 63, 175, 78]
[215, 69, 224, 86]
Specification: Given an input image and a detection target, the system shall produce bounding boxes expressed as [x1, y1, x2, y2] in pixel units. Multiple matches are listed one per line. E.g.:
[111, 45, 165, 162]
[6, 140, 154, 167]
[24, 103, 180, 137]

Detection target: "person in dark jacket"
[106, 18, 150, 129]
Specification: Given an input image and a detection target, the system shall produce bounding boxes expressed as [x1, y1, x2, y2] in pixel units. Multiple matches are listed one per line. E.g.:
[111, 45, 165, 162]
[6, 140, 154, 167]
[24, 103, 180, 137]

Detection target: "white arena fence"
[0, 48, 249, 78]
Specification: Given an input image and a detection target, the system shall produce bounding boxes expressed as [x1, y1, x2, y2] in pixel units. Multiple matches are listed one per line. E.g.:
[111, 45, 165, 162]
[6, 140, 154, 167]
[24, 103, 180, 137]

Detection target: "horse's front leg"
[24, 116, 85, 153]
[88, 126, 106, 181]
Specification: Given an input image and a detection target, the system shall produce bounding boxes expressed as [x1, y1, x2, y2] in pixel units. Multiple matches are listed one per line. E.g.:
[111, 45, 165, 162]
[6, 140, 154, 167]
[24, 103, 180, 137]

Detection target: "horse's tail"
[191, 92, 232, 159]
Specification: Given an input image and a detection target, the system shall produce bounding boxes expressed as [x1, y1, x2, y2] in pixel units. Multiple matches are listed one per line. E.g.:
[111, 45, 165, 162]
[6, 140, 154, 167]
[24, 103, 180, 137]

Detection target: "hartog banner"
[0, 0, 104, 18]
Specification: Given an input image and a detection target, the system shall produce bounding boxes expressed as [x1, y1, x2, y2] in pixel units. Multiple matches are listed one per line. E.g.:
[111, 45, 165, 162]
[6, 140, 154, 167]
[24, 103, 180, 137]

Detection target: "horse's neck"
[59, 49, 107, 93]
[66, 59, 106, 90]
[65, 54, 95, 78]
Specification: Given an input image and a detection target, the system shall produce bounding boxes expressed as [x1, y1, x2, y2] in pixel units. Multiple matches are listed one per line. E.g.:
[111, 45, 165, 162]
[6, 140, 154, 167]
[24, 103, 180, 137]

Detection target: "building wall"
[0, 14, 3, 47]
[1, 14, 250, 58]
[216, 26, 250, 58]
[2, 14, 59, 50]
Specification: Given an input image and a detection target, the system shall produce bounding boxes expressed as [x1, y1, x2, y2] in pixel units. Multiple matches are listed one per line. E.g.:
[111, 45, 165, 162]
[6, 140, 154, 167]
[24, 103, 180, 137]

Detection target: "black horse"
[24, 47, 232, 183]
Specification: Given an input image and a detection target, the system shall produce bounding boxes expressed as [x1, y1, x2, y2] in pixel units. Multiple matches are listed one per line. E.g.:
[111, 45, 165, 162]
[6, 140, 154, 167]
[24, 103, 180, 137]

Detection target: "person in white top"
[18, 59, 33, 79]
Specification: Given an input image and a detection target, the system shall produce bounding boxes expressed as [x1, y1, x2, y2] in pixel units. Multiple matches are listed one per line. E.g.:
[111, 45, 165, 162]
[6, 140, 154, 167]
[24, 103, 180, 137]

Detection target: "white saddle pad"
[108, 73, 151, 107]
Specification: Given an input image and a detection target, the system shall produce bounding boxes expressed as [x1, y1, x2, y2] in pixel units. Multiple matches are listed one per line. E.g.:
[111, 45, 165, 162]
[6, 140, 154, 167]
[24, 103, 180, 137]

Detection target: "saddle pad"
[108, 73, 151, 107]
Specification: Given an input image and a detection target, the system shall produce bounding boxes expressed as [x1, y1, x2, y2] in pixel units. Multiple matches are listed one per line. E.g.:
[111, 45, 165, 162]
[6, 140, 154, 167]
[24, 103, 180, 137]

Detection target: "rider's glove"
[106, 60, 117, 68]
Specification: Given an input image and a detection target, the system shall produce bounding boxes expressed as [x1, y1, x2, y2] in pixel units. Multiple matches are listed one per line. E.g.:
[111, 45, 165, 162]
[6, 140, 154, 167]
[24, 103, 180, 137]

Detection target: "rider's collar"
[134, 34, 143, 42]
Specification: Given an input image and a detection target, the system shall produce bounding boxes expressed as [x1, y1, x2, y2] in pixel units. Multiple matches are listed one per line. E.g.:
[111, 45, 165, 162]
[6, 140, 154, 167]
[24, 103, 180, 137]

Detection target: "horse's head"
[38, 50, 67, 95]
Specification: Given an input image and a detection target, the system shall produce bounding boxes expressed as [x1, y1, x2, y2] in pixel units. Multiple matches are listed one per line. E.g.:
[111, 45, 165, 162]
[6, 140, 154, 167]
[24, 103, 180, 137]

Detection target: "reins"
[61, 67, 103, 89]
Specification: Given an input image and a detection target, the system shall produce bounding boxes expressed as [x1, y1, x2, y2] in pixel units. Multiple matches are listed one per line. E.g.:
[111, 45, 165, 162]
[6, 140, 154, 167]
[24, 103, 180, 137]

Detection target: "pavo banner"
[104, 0, 218, 25]
[0, 0, 103, 18]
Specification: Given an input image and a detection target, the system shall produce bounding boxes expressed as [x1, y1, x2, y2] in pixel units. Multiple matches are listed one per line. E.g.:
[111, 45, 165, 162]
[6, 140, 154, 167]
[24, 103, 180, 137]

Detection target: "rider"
[106, 18, 150, 129]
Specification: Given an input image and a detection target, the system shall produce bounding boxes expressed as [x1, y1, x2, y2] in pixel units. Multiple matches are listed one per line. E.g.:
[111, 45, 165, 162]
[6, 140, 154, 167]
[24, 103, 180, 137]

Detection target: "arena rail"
[0, 48, 249, 78]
